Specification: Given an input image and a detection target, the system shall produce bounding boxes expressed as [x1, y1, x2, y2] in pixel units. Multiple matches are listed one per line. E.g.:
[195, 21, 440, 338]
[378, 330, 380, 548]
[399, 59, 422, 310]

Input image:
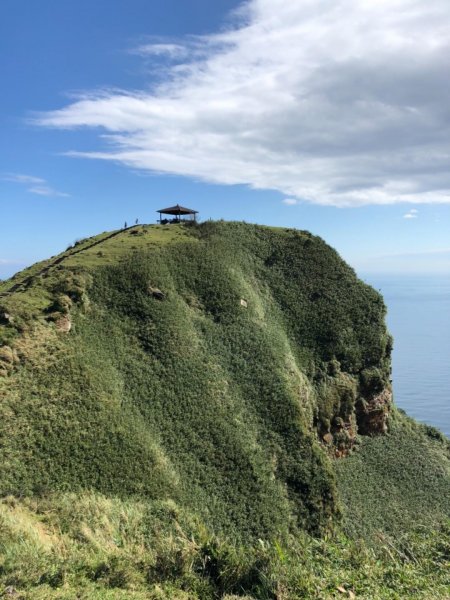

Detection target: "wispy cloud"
[282, 198, 300, 205]
[2, 173, 45, 185]
[130, 34, 228, 62]
[403, 208, 419, 219]
[36, 0, 450, 207]
[0, 258, 24, 265]
[131, 43, 189, 59]
[28, 185, 69, 197]
[2, 173, 69, 197]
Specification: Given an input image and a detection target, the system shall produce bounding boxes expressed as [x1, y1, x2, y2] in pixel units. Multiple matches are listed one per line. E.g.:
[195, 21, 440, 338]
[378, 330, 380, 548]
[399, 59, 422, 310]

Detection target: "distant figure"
[135, 218, 139, 225]
[124, 221, 128, 229]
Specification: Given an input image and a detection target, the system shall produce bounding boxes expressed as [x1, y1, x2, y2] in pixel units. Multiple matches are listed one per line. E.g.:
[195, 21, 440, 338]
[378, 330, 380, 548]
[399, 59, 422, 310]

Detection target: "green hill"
[0, 221, 448, 599]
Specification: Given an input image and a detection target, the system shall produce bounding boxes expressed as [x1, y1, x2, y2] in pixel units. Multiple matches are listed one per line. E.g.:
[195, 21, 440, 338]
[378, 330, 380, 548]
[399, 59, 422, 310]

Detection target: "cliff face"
[0, 221, 392, 537]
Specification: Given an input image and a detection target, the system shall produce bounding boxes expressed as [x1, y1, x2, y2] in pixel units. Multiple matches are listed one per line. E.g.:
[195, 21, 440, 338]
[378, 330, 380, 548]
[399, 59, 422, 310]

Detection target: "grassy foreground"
[0, 221, 449, 598]
[0, 492, 448, 599]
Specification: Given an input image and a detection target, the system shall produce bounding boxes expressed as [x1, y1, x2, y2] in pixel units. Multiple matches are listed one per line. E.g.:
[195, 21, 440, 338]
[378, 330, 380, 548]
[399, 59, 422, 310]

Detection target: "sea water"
[363, 274, 450, 438]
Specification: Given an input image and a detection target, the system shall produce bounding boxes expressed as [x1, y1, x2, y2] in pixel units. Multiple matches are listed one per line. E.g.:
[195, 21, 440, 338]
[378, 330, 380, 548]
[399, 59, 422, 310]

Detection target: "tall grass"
[0, 493, 448, 599]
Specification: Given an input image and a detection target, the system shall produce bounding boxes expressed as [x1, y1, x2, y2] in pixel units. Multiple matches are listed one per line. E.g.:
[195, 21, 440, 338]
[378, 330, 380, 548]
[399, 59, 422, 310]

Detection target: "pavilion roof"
[157, 204, 198, 215]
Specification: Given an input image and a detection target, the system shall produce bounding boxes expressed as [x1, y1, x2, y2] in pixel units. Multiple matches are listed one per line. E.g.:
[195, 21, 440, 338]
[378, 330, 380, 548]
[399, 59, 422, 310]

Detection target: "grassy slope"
[0, 221, 449, 598]
[0, 225, 189, 317]
[1, 492, 448, 599]
[335, 409, 450, 539]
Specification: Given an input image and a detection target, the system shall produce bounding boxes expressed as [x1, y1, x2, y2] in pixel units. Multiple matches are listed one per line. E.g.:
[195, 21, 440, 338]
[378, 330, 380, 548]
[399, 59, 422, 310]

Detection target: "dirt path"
[0, 226, 136, 298]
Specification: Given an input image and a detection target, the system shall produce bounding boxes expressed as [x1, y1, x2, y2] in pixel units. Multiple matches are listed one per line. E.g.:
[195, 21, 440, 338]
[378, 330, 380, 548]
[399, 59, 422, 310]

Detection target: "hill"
[0, 221, 449, 599]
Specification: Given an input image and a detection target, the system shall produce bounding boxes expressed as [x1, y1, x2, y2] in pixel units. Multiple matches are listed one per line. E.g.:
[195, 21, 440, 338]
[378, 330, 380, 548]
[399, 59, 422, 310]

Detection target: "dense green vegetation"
[0, 221, 448, 598]
[336, 409, 450, 541]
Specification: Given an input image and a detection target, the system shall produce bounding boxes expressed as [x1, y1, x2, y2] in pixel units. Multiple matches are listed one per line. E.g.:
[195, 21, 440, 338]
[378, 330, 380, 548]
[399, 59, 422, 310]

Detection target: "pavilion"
[157, 204, 198, 224]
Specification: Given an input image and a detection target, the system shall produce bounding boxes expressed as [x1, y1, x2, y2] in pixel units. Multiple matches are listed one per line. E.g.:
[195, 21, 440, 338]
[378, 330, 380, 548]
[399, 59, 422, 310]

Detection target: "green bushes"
[360, 367, 385, 396]
[335, 410, 450, 540]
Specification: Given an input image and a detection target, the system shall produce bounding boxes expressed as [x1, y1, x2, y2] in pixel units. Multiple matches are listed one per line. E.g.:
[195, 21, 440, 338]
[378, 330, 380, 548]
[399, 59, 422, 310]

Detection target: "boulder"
[322, 432, 334, 445]
[0, 311, 13, 325]
[148, 286, 166, 301]
[0, 346, 14, 364]
[55, 315, 72, 333]
[1, 586, 20, 597]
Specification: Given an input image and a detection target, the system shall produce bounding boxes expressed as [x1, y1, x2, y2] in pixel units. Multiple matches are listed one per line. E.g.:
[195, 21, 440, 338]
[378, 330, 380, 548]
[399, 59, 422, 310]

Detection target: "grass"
[63, 224, 196, 270]
[0, 220, 448, 598]
[0, 230, 115, 294]
[0, 493, 448, 599]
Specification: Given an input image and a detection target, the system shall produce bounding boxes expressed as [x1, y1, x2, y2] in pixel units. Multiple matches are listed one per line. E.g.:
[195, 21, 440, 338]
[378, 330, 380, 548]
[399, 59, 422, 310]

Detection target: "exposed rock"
[0, 346, 20, 377]
[0, 311, 13, 325]
[0, 346, 14, 364]
[321, 432, 332, 444]
[1, 585, 19, 597]
[55, 315, 72, 333]
[240, 298, 248, 308]
[336, 587, 355, 599]
[319, 409, 360, 457]
[148, 286, 166, 300]
[356, 387, 392, 435]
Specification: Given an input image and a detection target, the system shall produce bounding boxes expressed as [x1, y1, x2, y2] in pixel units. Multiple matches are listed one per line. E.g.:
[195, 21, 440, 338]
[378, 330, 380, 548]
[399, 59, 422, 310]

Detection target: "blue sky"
[1, 0, 450, 279]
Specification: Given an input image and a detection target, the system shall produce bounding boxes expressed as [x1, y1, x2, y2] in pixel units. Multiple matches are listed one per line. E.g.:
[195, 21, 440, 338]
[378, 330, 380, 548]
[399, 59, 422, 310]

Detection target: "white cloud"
[131, 43, 188, 59]
[28, 185, 69, 197]
[3, 173, 69, 197]
[282, 198, 300, 205]
[36, 0, 450, 207]
[2, 173, 45, 185]
[403, 208, 419, 218]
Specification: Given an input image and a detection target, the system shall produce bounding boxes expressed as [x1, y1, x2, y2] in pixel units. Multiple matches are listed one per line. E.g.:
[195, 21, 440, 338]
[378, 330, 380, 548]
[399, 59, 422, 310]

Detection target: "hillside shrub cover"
[0, 221, 448, 598]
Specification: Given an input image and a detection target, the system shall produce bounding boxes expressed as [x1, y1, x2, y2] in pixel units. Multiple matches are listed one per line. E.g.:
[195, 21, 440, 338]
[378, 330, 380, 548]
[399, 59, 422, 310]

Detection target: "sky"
[1, 0, 450, 279]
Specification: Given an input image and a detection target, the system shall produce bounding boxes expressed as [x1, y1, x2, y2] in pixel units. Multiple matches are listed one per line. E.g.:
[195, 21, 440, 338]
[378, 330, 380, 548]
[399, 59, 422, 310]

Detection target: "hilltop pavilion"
[157, 204, 198, 223]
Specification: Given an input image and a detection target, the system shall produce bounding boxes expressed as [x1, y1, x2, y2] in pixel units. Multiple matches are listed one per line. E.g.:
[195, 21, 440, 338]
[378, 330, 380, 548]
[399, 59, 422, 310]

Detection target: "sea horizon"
[362, 272, 450, 438]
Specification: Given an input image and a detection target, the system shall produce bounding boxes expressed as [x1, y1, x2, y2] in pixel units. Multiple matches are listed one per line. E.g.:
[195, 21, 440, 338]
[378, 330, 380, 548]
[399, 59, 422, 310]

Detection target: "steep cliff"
[0, 221, 448, 599]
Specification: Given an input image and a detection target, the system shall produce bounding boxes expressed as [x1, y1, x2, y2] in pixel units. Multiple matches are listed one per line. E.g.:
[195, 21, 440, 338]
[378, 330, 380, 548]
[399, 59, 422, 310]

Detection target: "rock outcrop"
[356, 387, 392, 435]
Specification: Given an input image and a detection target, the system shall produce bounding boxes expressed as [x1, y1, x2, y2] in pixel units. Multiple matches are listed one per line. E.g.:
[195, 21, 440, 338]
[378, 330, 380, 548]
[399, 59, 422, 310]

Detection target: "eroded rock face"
[331, 415, 358, 457]
[356, 388, 392, 435]
[318, 376, 392, 457]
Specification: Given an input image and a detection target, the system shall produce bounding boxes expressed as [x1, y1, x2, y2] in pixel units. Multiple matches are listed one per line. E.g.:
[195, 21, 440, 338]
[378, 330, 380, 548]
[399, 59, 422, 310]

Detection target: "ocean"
[363, 274, 450, 438]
